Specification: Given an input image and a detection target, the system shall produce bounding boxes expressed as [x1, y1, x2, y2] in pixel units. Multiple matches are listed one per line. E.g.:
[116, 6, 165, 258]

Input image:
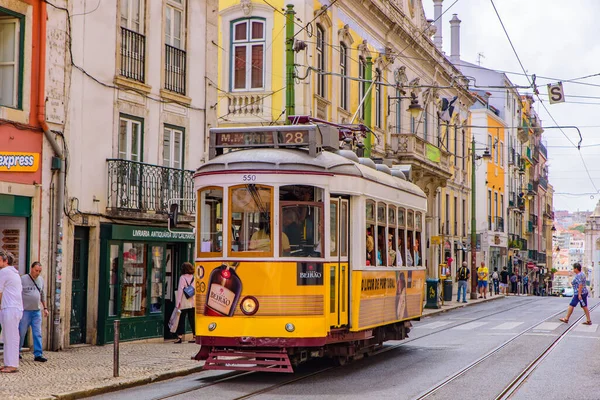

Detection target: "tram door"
[329, 197, 349, 328]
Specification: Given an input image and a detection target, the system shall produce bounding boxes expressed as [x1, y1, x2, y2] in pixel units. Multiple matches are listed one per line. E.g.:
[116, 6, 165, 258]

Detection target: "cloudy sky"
[422, 0, 600, 212]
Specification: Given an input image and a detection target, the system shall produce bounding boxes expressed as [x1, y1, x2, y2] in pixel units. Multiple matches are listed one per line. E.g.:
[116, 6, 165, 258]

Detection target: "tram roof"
[196, 148, 426, 198]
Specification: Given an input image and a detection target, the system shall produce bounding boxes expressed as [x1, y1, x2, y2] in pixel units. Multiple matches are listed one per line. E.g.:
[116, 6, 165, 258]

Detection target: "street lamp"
[470, 138, 492, 299]
[388, 92, 423, 120]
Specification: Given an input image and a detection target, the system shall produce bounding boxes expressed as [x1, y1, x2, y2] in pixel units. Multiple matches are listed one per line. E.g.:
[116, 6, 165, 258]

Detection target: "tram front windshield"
[279, 185, 323, 257]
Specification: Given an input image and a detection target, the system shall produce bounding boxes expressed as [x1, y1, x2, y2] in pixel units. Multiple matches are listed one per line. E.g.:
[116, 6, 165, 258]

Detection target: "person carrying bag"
[175, 262, 196, 343]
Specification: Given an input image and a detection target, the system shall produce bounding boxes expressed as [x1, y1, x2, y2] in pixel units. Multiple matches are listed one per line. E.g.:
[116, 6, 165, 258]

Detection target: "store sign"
[0, 152, 40, 172]
[111, 225, 194, 242]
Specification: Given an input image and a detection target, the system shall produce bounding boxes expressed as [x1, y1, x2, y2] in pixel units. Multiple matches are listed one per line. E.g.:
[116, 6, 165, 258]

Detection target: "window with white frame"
[165, 0, 185, 50]
[120, 0, 144, 32]
[375, 69, 382, 128]
[163, 126, 183, 169]
[340, 42, 348, 110]
[231, 18, 265, 91]
[316, 24, 326, 98]
[118, 115, 143, 162]
[0, 16, 21, 108]
[359, 57, 366, 120]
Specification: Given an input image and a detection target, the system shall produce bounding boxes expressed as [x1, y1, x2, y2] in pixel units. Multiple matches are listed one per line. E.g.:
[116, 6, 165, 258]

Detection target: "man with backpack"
[456, 261, 470, 303]
[492, 267, 500, 296]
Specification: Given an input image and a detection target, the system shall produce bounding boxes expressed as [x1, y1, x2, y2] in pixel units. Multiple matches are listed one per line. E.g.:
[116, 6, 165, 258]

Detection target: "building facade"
[216, 0, 474, 280]
[44, 0, 217, 347]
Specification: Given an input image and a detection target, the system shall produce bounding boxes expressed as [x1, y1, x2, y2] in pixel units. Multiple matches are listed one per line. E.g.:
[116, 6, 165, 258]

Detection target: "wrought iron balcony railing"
[120, 27, 146, 83]
[107, 159, 195, 214]
[165, 44, 187, 95]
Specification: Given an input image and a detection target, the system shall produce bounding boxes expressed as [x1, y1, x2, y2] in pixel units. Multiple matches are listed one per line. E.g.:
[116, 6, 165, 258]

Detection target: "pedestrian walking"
[456, 262, 470, 303]
[522, 274, 529, 296]
[510, 270, 518, 295]
[500, 267, 509, 295]
[0, 251, 23, 373]
[559, 263, 592, 325]
[477, 261, 488, 299]
[175, 262, 196, 344]
[533, 279, 539, 296]
[19, 262, 48, 362]
[492, 267, 500, 295]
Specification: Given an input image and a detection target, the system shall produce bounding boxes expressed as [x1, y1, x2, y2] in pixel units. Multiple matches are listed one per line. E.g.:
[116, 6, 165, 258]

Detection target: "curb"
[423, 295, 507, 318]
[46, 364, 205, 400]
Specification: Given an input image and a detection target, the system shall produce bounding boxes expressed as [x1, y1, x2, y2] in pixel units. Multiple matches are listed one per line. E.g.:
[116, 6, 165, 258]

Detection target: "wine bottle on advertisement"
[205, 263, 242, 317]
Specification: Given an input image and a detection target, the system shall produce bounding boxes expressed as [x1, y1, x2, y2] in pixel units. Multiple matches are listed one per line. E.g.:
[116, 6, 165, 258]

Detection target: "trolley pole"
[470, 137, 478, 299]
[285, 5, 295, 124]
[363, 56, 373, 157]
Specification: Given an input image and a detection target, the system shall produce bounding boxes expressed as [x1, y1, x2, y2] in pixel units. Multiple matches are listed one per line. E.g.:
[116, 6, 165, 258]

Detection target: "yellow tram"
[192, 124, 427, 372]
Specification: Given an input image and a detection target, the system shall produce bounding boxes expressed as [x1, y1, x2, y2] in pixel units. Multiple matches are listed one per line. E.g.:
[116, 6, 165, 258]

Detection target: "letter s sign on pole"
[547, 82, 565, 104]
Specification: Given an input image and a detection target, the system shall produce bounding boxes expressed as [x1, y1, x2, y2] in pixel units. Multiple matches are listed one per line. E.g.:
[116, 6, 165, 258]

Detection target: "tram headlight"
[240, 296, 259, 315]
[208, 322, 217, 331]
[285, 323, 295, 332]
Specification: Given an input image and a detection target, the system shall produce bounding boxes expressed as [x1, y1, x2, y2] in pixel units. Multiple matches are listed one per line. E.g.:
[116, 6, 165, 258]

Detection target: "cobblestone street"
[1, 342, 201, 400]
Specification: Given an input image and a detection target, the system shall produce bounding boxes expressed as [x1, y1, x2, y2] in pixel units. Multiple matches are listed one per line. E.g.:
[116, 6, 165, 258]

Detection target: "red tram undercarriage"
[194, 321, 414, 373]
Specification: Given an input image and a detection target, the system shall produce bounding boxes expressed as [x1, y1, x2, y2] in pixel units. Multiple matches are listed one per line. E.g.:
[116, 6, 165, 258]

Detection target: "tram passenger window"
[330, 201, 338, 257]
[415, 212, 422, 266]
[279, 185, 324, 257]
[198, 187, 223, 255]
[230, 185, 273, 254]
[376, 203, 386, 266]
[406, 210, 414, 267]
[365, 200, 375, 266]
[388, 206, 397, 267]
[340, 200, 349, 257]
[398, 209, 406, 267]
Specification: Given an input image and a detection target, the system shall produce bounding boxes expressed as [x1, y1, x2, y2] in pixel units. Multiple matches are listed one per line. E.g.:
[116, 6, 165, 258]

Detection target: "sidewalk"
[422, 292, 506, 317]
[0, 341, 203, 400]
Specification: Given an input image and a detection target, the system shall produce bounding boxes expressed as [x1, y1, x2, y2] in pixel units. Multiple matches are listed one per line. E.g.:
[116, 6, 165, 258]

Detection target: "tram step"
[203, 349, 294, 373]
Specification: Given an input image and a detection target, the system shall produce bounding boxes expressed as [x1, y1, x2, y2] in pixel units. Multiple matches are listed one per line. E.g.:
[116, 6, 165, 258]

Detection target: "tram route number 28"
[242, 174, 257, 182]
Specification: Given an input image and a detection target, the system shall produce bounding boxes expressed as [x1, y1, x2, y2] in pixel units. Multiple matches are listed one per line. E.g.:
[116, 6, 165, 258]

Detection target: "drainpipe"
[285, 5, 295, 123]
[363, 56, 373, 157]
[37, 2, 65, 351]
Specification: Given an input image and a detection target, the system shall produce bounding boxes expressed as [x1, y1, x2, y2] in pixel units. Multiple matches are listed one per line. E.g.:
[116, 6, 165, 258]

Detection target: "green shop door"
[70, 227, 89, 344]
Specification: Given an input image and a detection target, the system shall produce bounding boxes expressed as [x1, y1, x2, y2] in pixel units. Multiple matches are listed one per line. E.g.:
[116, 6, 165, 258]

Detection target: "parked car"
[562, 287, 574, 297]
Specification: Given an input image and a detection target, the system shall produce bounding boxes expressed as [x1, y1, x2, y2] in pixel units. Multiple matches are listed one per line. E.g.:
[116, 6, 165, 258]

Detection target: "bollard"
[113, 320, 120, 377]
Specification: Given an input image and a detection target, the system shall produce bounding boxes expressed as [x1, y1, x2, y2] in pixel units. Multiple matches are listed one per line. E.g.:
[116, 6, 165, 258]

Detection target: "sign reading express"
[0, 152, 40, 172]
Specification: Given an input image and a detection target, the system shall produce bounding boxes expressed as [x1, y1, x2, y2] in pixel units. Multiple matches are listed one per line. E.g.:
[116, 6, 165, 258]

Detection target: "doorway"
[70, 227, 89, 344]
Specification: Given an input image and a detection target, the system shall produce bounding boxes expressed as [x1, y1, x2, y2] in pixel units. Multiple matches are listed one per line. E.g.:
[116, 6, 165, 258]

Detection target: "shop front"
[98, 224, 194, 344]
[0, 194, 32, 274]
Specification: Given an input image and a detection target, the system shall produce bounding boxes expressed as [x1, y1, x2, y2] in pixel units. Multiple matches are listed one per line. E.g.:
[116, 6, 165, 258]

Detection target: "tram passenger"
[388, 235, 396, 267]
[406, 236, 414, 267]
[366, 228, 374, 265]
[249, 222, 291, 255]
[282, 209, 303, 246]
[397, 236, 404, 267]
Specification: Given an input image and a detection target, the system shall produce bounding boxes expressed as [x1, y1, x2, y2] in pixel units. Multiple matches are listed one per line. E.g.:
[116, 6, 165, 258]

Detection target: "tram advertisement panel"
[195, 261, 325, 318]
[351, 269, 425, 330]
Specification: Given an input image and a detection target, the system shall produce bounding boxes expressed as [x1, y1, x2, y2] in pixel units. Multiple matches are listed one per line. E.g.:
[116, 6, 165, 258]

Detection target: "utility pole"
[363, 56, 373, 157]
[285, 5, 295, 124]
[470, 137, 478, 299]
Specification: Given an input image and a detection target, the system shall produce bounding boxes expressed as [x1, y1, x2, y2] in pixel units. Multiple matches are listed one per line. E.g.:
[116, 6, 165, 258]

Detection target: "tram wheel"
[334, 356, 349, 366]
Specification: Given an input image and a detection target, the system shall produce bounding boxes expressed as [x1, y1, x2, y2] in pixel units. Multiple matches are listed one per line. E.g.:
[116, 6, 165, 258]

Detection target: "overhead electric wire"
[489, 0, 598, 195]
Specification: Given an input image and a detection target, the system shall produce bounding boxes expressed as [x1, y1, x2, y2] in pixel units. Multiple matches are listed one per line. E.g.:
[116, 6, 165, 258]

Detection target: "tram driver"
[249, 221, 291, 255]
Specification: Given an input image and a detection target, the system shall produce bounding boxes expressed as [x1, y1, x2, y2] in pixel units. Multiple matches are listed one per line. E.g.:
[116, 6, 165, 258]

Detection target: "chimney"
[433, 0, 443, 50]
[450, 14, 461, 63]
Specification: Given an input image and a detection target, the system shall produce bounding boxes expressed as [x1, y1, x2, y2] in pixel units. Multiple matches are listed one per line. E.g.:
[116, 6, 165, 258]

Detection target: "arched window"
[316, 24, 326, 97]
[340, 42, 348, 110]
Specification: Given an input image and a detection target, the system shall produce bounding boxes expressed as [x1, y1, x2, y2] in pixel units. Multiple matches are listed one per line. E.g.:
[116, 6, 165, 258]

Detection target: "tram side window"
[198, 187, 223, 255]
[398, 208, 406, 267]
[406, 210, 414, 267]
[376, 202, 387, 266]
[330, 201, 338, 257]
[230, 185, 273, 254]
[388, 206, 397, 267]
[415, 212, 422, 266]
[366, 200, 375, 266]
[279, 185, 323, 257]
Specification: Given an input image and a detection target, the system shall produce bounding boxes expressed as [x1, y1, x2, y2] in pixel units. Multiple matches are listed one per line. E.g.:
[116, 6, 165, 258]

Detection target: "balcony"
[540, 175, 548, 190]
[537, 253, 547, 264]
[223, 92, 272, 120]
[528, 249, 538, 261]
[107, 159, 195, 215]
[532, 145, 540, 161]
[544, 204, 554, 219]
[494, 216, 504, 232]
[540, 142, 548, 158]
[392, 133, 452, 183]
[165, 44, 187, 95]
[120, 27, 146, 83]
[508, 148, 515, 165]
[508, 191, 516, 208]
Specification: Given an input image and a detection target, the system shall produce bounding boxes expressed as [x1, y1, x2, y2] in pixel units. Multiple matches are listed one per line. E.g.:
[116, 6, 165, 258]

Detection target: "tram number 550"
[242, 174, 257, 182]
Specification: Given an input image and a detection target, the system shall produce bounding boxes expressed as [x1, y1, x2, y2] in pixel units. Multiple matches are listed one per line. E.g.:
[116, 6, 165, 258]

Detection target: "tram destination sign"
[214, 130, 309, 147]
[209, 125, 339, 159]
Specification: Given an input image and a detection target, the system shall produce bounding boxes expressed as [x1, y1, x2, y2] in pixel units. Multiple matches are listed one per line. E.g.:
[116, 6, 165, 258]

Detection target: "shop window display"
[122, 243, 147, 317]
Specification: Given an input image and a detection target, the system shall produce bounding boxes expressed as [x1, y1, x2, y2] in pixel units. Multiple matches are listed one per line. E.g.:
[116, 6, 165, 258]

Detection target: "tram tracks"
[153, 297, 538, 400]
[416, 301, 600, 400]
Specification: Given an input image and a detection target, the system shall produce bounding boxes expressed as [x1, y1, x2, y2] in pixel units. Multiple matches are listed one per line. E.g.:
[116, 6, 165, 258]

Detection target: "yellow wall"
[485, 115, 505, 218]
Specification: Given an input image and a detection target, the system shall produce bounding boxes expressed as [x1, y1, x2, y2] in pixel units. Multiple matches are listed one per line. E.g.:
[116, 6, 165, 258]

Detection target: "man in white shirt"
[0, 250, 23, 372]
